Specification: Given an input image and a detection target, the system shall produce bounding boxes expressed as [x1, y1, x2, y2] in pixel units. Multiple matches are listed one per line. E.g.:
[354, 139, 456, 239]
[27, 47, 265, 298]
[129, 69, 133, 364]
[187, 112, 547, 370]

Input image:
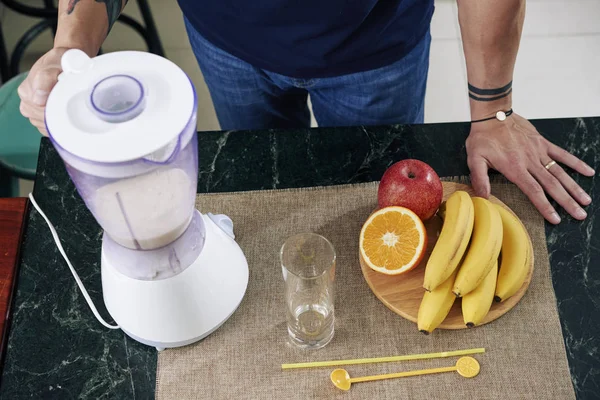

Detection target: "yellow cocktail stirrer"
[330, 357, 481, 391]
[281, 347, 485, 370]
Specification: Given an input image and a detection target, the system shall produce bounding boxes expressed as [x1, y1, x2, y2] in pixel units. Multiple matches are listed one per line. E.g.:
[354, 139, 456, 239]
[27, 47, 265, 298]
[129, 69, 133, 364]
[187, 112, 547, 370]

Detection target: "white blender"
[43, 49, 249, 350]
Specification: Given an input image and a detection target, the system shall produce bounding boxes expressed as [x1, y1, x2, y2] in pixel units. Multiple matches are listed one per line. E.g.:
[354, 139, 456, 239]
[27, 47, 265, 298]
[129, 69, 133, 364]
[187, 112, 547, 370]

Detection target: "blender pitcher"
[45, 49, 249, 350]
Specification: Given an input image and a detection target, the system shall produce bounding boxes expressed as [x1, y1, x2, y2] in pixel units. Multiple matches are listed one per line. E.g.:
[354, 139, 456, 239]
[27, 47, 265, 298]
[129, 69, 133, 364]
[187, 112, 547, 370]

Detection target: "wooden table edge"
[0, 198, 30, 376]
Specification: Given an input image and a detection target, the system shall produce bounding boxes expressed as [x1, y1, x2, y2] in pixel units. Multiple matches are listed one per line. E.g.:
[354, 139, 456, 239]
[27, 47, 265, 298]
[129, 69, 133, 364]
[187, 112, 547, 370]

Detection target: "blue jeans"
[184, 18, 431, 130]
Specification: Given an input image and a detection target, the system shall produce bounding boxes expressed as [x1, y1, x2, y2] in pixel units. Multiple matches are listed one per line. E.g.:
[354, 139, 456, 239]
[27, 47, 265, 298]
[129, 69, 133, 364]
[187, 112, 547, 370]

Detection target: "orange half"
[359, 206, 427, 275]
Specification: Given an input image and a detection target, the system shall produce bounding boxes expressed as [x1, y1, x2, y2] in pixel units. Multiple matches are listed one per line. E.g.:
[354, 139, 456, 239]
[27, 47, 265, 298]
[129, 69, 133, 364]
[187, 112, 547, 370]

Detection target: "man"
[18, 0, 594, 223]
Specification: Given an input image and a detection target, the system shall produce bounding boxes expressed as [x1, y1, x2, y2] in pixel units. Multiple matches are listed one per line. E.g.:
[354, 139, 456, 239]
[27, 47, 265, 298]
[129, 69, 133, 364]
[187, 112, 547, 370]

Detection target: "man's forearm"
[457, 0, 525, 120]
[54, 0, 127, 56]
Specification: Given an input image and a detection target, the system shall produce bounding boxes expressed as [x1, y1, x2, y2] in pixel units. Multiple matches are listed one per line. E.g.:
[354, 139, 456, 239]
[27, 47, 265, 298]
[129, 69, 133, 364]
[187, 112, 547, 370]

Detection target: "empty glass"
[280, 233, 336, 349]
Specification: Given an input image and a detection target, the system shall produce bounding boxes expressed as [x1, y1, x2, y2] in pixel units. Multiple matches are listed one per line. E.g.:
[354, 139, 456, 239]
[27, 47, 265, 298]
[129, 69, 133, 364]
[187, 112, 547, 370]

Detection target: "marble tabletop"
[0, 118, 598, 399]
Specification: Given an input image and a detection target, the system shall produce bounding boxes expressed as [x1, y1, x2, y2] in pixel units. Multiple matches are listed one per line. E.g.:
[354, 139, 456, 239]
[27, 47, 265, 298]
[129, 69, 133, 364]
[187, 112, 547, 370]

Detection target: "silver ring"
[544, 160, 557, 170]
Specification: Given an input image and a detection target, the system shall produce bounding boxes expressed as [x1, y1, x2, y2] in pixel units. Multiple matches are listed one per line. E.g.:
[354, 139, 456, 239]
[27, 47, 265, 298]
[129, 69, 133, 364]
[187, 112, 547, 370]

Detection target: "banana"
[462, 260, 498, 327]
[494, 205, 532, 302]
[418, 269, 458, 334]
[452, 197, 503, 297]
[423, 191, 474, 292]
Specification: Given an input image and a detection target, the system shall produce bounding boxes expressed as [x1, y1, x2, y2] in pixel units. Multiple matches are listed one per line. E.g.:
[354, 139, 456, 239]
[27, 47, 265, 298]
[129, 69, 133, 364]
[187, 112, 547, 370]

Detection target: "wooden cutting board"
[360, 182, 534, 330]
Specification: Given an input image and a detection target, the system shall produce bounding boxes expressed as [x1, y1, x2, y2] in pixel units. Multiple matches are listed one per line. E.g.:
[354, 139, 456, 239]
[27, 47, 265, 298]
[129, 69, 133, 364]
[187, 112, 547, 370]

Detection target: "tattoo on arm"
[469, 88, 512, 102]
[96, 0, 125, 31]
[66, 0, 127, 32]
[468, 81, 512, 102]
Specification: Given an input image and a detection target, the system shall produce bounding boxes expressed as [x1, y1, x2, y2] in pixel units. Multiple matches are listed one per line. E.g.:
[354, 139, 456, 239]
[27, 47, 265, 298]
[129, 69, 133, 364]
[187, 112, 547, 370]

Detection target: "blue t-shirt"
[178, 0, 434, 79]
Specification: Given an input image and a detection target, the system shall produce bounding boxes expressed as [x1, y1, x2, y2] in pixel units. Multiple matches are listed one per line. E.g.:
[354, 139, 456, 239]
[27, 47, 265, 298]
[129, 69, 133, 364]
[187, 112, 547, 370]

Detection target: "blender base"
[121, 314, 233, 351]
[101, 212, 249, 350]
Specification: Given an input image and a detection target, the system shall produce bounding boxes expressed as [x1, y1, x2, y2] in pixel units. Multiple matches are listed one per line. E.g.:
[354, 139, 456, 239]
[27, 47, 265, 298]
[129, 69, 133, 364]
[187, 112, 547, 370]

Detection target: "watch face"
[496, 111, 507, 121]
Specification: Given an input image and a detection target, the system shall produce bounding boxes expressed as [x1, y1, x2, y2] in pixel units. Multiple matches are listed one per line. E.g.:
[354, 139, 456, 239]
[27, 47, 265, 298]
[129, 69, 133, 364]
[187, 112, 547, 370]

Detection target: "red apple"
[377, 159, 443, 221]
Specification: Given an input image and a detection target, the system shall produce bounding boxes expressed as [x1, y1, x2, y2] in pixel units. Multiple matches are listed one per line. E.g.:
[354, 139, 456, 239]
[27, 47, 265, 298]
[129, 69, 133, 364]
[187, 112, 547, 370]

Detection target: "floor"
[1, 0, 599, 195]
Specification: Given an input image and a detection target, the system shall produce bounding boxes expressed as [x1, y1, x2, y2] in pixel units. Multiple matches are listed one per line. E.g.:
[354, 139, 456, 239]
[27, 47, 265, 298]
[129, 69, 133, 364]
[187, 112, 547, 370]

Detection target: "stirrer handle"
[350, 366, 457, 383]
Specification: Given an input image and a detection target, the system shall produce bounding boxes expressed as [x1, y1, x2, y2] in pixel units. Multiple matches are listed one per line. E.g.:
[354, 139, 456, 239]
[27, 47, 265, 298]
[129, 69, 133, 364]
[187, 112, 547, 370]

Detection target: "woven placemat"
[156, 180, 575, 399]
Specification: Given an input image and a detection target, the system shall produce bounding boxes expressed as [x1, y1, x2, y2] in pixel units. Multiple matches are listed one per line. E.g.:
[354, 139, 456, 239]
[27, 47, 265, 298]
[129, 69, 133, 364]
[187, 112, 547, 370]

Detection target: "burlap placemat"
[156, 180, 575, 399]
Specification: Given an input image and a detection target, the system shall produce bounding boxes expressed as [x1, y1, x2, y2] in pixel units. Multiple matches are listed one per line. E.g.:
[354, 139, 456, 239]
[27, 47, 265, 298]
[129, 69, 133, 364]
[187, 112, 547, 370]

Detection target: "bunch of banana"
[418, 191, 531, 333]
[422, 191, 474, 292]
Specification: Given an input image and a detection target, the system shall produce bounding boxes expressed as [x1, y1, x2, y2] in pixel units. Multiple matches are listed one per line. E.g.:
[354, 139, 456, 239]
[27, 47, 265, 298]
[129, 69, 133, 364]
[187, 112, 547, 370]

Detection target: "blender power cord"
[29, 193, 121, 330]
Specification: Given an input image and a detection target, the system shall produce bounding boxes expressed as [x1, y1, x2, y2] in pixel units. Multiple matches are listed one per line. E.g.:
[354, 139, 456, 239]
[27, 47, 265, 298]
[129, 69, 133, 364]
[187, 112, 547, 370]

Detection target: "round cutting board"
[359, 182, 534, 329]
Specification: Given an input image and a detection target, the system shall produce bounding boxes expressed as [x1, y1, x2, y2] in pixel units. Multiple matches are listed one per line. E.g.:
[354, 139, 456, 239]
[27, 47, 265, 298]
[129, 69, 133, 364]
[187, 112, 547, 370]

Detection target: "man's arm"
[18, 0, 127, 134]
[457, 0, 524, 121]
[456, 0, 594, 224]
[55, 0, 127, 56]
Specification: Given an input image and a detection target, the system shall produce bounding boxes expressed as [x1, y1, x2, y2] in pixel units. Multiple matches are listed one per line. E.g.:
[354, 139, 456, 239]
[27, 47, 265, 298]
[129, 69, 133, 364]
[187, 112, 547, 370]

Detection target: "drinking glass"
[280, 233, 336, 349]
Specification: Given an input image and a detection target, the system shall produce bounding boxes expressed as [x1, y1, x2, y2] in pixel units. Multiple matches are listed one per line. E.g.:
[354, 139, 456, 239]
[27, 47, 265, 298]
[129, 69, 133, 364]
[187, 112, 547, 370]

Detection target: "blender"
[43, 49, 249, 350]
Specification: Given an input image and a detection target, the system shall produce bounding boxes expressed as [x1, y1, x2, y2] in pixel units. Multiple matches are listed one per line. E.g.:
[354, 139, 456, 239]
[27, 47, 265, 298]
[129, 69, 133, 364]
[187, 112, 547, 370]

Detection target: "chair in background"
[0, 72, 39, 197]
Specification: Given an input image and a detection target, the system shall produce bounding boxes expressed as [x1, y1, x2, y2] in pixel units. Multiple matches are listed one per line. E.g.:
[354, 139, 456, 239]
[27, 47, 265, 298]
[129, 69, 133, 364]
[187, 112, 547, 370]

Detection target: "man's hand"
[18, 47, 69, 136]
[466, 113, 595, 224]
[17, 0, 126, 135]
[456, 0, 594, 223]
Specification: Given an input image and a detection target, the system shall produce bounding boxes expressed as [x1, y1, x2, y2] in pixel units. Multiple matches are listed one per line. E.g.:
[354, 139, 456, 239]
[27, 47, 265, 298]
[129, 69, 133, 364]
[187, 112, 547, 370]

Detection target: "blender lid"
[45, 49, 196, 163]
